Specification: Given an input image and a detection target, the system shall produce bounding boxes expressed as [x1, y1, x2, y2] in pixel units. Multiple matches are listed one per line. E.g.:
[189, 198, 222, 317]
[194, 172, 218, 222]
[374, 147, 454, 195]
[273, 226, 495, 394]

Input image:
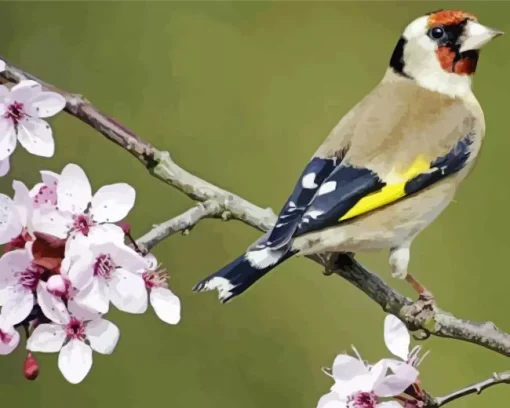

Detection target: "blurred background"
[0, 1, 509, 407]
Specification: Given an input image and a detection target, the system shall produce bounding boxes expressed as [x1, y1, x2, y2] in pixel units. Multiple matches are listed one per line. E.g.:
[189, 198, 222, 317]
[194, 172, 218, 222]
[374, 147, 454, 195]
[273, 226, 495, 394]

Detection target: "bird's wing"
[294, 133, 474, 236]
[252, 157, 339, 250]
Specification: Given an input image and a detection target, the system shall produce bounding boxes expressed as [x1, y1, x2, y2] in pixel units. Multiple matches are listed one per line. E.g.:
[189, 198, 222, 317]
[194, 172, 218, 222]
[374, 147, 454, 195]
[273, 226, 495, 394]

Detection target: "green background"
[0, 1, 509, 407]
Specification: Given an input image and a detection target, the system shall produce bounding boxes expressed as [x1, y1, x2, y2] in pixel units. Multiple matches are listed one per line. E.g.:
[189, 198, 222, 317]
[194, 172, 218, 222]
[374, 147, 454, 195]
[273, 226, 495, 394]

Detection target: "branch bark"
[2, 57, 509, 403]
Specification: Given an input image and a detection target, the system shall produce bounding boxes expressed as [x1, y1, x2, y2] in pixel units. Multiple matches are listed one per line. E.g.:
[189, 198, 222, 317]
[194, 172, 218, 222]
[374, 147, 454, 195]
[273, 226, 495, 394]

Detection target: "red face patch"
[427, 10, 477, 27]
[435, 46, 478, 75]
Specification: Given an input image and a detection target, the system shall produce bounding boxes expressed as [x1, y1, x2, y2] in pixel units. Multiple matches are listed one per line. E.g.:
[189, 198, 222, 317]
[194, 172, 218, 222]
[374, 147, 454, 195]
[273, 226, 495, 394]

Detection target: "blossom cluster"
[318, 315, 429, 408]
[0, 70, 67, 176]
[0, 163, 181, 384]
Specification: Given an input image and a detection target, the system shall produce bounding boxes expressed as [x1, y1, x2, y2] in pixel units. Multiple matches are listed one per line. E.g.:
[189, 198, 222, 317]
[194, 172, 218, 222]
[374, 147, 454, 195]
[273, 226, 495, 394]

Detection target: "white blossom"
[0, 80, 66, 160]
[32, 163, 134, 249]
[319, 352, 418, 408]
[142, 254, 181, 325]
[27, 302, 119, 384]
[69, 238, 147, 315]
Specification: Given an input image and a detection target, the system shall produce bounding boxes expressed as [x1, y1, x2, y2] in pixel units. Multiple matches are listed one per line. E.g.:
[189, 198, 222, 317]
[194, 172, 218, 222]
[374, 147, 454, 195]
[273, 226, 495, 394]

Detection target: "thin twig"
[432, 371, 510, 407]
[136, 200, 222, 252]
[2, 58, 510, 368]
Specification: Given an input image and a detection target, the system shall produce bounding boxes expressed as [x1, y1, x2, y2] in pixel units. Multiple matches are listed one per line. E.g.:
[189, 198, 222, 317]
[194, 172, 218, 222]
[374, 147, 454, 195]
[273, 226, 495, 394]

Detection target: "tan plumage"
[294, 69, 484, 264]
[194, 10, 503, 303]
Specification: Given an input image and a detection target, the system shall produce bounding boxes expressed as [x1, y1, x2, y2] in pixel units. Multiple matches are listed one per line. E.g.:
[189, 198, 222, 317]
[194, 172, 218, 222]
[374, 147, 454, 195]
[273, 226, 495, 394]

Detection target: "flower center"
[94, 254, 116, 279]
[0, 329, 13, 345]
[65, 317, 86, 341]
[142, 268, 168, 289]
[4, 101, 26, 125]
[348, 391, 378, 408]
[16, 264, 44, 291]
[71, 213, 95, 236]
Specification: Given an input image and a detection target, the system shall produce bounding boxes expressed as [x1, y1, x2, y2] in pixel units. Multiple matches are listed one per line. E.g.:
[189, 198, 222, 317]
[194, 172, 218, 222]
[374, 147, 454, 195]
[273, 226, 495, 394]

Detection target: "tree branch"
[136, 200, 223, 253]
[2, 57, 510, 404]
[431, 371, 510, 407]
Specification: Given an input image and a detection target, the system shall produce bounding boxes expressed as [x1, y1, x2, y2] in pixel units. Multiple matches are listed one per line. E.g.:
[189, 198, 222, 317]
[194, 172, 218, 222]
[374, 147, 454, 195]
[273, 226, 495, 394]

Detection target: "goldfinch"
[194, 10, 503, 303]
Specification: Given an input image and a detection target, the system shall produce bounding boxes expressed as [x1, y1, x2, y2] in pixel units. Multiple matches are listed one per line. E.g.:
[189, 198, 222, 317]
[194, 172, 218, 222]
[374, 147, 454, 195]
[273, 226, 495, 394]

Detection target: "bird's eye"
[429, 27, 445, 40]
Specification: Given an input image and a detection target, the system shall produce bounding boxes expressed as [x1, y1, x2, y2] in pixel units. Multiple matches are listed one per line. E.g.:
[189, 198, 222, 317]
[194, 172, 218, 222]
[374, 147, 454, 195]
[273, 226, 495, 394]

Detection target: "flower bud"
[47, 274, 69, 297]
[24, 352, 39, 381]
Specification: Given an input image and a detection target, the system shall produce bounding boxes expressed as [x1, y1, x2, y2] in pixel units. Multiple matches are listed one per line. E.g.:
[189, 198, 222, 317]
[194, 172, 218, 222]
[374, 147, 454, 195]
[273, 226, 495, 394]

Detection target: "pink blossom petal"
[0, 157, 10, 177]
[12, 180, 32, 226]
[37, 282, 70, 325]
[17, 117, 54, 157]
[85, 319, 119, 354]
[57, 164, 92, 214]
[88, 223, 125, 245]
[58, 339, 92, 384]
[10, 80, 41, 102]
[73, 278, 109, 314]
[0, 318, 20, 355]
[91, 183, 135, 223]
[0, 120, 15, 161]
[110, 242, 146, 272]
[377, 402, 402, 408]
[373, 361, 418, 398]
[0, 193, 22, 245]
[331, 373, 375, 399]
[26, 92, 66, 118]
[150, 287, 181, 325]
[332, 354, 369, 382]
[31, 208, 71, 239]
[68, 300, 101, 321]
[109, 268, 147, 314]
[2, 289, 34, 325]
[40, 170, 60, 186]
[317, 392, 345, 408]
[0, 86, 8, 103]
[26, 323, 66, 353]
[66, 252, 94, 291]
[0, 249, 32, 289]
[384, 315, 410, 361]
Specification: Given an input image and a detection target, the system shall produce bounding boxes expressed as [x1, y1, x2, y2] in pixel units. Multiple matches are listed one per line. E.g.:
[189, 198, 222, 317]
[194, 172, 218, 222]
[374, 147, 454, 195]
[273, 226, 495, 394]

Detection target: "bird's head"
[389, 10, 503, 97]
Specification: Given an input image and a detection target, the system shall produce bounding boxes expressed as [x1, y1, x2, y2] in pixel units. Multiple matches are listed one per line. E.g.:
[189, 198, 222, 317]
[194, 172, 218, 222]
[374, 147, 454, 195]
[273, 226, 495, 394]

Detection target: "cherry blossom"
[142, 254, 181, 325]
[26, 302, 119, 384]
[319, 352, 418, 408]
[384, 315, 428, 367]
[33, 163, 135, 248]
[69, 240, 147, 314]
[0, 80, 66, 160]
[0, 248, 44, 325]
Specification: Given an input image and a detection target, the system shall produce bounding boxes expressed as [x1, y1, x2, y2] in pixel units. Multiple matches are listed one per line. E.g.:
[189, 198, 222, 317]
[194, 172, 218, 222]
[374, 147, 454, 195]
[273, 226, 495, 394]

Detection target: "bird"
[193, 10, 503, 304]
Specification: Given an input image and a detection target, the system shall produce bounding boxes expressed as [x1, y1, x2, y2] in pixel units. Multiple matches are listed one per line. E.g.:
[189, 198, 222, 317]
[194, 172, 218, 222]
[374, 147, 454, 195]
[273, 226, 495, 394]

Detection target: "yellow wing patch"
[340, 155, 431, 221]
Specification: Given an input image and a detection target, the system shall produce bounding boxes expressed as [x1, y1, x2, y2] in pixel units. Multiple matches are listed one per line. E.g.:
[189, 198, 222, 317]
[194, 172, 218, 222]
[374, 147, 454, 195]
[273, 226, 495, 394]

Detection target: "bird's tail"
[193, 247, 296, 303]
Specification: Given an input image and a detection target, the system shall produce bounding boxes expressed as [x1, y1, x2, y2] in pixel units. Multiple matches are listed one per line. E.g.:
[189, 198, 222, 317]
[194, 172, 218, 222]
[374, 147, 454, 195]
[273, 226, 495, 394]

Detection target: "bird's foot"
[401, 274, 437, 329]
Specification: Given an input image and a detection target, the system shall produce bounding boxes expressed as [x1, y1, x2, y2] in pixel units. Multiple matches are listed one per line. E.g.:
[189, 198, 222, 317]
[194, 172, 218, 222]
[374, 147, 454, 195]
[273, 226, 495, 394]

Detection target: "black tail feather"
[193, 250, 296, 303]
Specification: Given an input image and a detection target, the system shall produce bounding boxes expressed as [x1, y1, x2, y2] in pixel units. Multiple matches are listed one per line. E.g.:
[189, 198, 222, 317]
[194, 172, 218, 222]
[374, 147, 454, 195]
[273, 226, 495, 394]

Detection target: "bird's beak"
[459, 21, 504, 53]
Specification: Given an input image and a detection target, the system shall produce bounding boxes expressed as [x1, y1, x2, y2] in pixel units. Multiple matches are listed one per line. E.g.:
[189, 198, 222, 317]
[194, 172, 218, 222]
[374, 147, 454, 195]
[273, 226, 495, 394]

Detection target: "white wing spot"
[301, 173, 317, 189]
[317, 181, 337, 196]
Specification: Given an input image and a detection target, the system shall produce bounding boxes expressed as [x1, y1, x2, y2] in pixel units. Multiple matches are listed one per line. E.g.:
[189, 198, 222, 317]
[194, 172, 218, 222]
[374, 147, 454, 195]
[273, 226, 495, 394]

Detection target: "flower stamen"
[93, 254, 116, 280]
[65, 318, 86, 341]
